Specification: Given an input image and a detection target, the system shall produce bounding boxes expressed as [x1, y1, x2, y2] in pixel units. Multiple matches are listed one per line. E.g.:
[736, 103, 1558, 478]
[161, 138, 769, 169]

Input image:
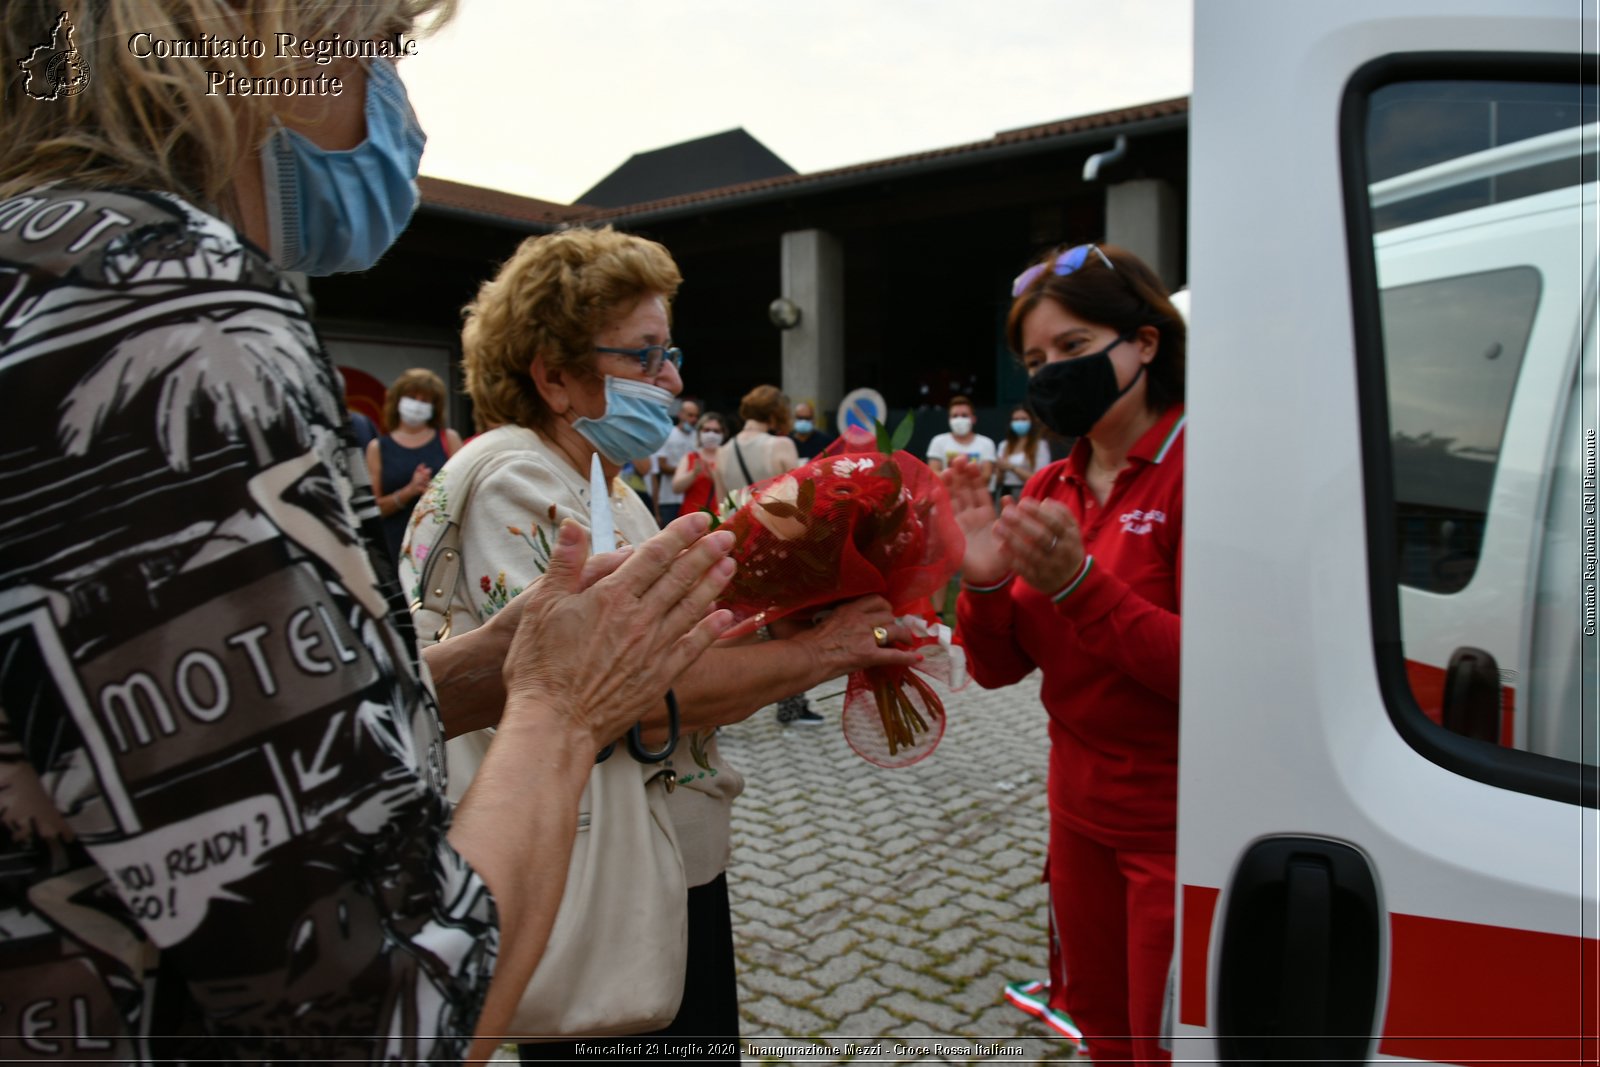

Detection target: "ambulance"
[1175, 1, 1596, 1062]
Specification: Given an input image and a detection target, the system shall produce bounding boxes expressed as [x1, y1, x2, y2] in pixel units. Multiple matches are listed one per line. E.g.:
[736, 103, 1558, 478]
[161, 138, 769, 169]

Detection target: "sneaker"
[776, 695, 821, 725]
[1003, 979, 1088, 1054]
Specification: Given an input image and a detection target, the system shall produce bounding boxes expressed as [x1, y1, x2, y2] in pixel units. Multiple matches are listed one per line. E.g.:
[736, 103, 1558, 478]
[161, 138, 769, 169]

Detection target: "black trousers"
[519, 874, 740, 1064]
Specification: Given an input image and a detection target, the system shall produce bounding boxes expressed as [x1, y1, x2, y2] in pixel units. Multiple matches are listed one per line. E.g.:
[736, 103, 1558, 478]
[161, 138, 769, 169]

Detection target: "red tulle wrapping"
[713, 432, 967, 766]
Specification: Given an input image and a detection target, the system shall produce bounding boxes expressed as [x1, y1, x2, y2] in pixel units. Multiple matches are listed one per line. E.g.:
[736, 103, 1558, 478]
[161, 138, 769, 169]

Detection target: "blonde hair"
[382, 367, 447, 431]
[462, 226, 683, 433]
[1, 1, 455, 211]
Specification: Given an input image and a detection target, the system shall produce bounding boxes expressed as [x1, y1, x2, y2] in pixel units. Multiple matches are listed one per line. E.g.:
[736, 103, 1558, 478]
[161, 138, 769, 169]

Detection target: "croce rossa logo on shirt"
[1120, 508, 1167, 535]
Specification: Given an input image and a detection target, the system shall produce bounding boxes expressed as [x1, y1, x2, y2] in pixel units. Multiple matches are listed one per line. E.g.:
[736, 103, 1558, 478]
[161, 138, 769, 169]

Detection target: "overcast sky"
[402, 0, 1193, 205]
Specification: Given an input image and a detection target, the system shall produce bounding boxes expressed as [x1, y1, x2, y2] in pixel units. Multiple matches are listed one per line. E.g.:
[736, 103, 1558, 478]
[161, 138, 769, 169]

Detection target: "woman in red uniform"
[946, 243, 1185, 1065]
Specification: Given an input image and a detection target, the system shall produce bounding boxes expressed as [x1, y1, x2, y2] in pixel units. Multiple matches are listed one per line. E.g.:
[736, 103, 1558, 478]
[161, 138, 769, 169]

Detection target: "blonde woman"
[0, 4, 735, 1060]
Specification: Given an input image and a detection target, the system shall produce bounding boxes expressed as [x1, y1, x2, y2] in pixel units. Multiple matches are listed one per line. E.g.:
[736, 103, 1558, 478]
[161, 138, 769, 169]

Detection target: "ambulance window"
[1350, 65, 1598, 805]
[1383, 267, 1539, 594]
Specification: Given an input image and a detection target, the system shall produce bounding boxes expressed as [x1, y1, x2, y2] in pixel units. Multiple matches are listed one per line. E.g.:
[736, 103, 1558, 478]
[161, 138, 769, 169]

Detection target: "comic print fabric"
[0, 187, 496, 1063]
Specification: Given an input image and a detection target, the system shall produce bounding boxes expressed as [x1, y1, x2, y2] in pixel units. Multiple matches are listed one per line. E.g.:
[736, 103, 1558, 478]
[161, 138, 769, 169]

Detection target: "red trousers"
[1048, 819, 1175, 1065]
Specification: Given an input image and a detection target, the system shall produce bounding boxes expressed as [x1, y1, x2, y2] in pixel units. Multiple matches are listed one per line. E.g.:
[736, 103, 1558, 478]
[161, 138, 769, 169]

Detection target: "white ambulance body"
[1176, 1, 1596, 1061]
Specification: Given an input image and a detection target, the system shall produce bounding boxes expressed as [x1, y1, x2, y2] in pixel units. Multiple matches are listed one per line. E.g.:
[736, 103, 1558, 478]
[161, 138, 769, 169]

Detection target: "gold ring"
[873, 626, 890, 647]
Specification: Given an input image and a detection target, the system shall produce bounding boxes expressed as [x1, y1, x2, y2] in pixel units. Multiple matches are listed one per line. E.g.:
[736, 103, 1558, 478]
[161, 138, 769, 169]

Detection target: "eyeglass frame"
[1010, 244, 1115, 298]
[594, 343, 685, 377]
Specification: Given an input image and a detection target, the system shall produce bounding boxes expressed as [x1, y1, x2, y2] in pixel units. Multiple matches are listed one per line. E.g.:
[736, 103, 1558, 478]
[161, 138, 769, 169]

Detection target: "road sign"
[837, 388, 887, 434]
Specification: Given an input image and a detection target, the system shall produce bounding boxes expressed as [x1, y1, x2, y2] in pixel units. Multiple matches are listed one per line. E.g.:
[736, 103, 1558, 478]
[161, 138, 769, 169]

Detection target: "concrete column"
[779, 229, 844, 426]
[1104, 178, 1180, 290]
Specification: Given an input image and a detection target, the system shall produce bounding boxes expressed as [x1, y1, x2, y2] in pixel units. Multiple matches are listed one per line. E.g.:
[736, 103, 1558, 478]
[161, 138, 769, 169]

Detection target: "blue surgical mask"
[259, 59, 424, 276]
[572, 375, 676, 464]
[793, 419, 815, 436]
[1011, 419, 1032, 437]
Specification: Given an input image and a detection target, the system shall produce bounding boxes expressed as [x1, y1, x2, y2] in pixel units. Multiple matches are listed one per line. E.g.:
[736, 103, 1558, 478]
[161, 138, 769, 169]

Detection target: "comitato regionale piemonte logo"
[19, 11, 91, 101]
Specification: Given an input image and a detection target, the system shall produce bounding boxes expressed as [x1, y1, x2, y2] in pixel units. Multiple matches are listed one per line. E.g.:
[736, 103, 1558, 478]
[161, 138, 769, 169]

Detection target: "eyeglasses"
[595, 344, 685, 377]
[1010, 244, 1115, 298]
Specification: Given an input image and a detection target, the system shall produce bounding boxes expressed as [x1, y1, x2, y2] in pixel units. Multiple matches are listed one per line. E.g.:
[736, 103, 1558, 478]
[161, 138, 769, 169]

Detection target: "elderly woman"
[0, 3, 737, 1062]
[945, 243, 1185, 1065]
[399, 227, 914, 1057]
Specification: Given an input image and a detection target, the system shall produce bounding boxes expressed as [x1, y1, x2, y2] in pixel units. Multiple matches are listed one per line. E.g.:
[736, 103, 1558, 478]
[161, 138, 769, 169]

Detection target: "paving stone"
[798, 952, 870, 989]
[875, 991, 970, 1033]
[806, 972, 896, 1023]
[867, 960, 955, 1000]
[743, 966, 826, 1003]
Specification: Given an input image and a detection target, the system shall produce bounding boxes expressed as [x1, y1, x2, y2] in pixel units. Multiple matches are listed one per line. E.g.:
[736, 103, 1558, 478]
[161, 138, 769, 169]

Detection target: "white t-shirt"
[653, 422, 697, 505]
[998, 439, 1053, 488]
[926, 431, 997, 470]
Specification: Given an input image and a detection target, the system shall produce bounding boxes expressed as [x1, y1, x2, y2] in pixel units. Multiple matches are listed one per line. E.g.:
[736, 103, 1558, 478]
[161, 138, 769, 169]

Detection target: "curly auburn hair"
[381, 367, 447, 432]
[737, 384, 791, 434]
[461, 226, 682, 433]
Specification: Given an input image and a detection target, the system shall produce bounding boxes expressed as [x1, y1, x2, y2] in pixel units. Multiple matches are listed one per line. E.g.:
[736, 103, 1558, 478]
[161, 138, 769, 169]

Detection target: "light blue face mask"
[572, 375, 677, 464]
[793, 419, 815, 436]
[259, 59, 424, 276]
[1011, 419, 1033, 437]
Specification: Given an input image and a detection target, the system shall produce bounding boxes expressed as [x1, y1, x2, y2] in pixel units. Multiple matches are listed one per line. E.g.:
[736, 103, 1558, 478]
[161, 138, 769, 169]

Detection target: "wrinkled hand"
[406, 462, 433, 498]
[994, 497, 1086, 595]
[500, 513, 736, 750]
[939, 456, 1006, 586]
[785, 595, 921, 680]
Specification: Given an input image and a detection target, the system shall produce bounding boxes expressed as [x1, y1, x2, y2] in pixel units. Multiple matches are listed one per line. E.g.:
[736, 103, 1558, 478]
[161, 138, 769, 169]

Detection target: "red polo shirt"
[957, 405, 1184, 851]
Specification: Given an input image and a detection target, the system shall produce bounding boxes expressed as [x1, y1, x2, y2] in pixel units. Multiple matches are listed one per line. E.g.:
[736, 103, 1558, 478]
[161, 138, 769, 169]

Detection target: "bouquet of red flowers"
[713, 420, 967, 767]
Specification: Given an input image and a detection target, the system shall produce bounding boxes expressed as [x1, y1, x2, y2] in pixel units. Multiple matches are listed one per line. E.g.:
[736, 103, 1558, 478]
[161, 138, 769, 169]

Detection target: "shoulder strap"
[410, 434, 519, 642]
[732, 438, 756, 487]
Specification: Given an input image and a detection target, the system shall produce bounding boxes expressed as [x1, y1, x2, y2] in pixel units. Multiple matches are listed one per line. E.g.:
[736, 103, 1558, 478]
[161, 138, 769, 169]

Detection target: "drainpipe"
[1082, 134, 1128, 182]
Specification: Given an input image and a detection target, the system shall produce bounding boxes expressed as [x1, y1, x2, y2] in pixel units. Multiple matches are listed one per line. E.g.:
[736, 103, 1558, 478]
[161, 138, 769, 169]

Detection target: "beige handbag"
[410, 442, 688, 1038]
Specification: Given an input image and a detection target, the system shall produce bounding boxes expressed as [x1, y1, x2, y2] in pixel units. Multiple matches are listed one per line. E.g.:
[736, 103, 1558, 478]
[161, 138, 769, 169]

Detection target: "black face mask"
[1026, 332, 1143, 437]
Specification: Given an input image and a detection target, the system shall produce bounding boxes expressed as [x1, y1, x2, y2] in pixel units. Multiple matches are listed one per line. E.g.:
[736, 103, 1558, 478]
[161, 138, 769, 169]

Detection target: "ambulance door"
[1177, 2, 1597, 1063]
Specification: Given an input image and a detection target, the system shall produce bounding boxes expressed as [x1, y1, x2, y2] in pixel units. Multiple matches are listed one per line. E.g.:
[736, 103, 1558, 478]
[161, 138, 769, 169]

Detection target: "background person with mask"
[651, 396, 700, 524]
[997, 404, 1051, 503]
[789, 399, 835, 459]
[672, 410, 729, 516]
[944, 243, 1185, 1065]
[924, 394, 997, 480]
[0, 3, 741, 1062]
[369, 367, 462, 566]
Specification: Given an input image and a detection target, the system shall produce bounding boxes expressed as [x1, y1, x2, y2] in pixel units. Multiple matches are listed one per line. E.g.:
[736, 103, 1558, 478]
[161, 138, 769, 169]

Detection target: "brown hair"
[382, 367, 447, 432]
[738, 384, 791, 433]
[1002, 404, 1043, 458]
[948, 395, 975, 416]
[461, 226, 683, 433]
[1, 1, 455, 211]
[1006, 243, 1186, 413]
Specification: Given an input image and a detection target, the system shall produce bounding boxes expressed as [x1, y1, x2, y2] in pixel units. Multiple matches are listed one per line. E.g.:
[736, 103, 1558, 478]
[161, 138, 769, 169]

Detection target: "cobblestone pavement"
[716, 671, 1085, 1066]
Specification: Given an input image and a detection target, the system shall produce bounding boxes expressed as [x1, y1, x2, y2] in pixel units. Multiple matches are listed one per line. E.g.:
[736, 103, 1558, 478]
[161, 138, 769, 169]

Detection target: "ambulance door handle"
[1279, 858, 1331, 1040]
[1217, 837, 1381, 1065]
[1441, 645, 1501, 743]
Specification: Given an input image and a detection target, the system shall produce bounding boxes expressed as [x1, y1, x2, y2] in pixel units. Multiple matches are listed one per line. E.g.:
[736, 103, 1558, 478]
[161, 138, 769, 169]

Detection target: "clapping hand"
[939, 456, 1007, 586]
[994, 496, 1086, 595]
[500, 512, 736, 750]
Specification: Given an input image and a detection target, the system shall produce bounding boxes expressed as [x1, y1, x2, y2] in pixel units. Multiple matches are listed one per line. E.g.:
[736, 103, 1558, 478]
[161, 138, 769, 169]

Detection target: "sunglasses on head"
[1010, 244, 1115, 298]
